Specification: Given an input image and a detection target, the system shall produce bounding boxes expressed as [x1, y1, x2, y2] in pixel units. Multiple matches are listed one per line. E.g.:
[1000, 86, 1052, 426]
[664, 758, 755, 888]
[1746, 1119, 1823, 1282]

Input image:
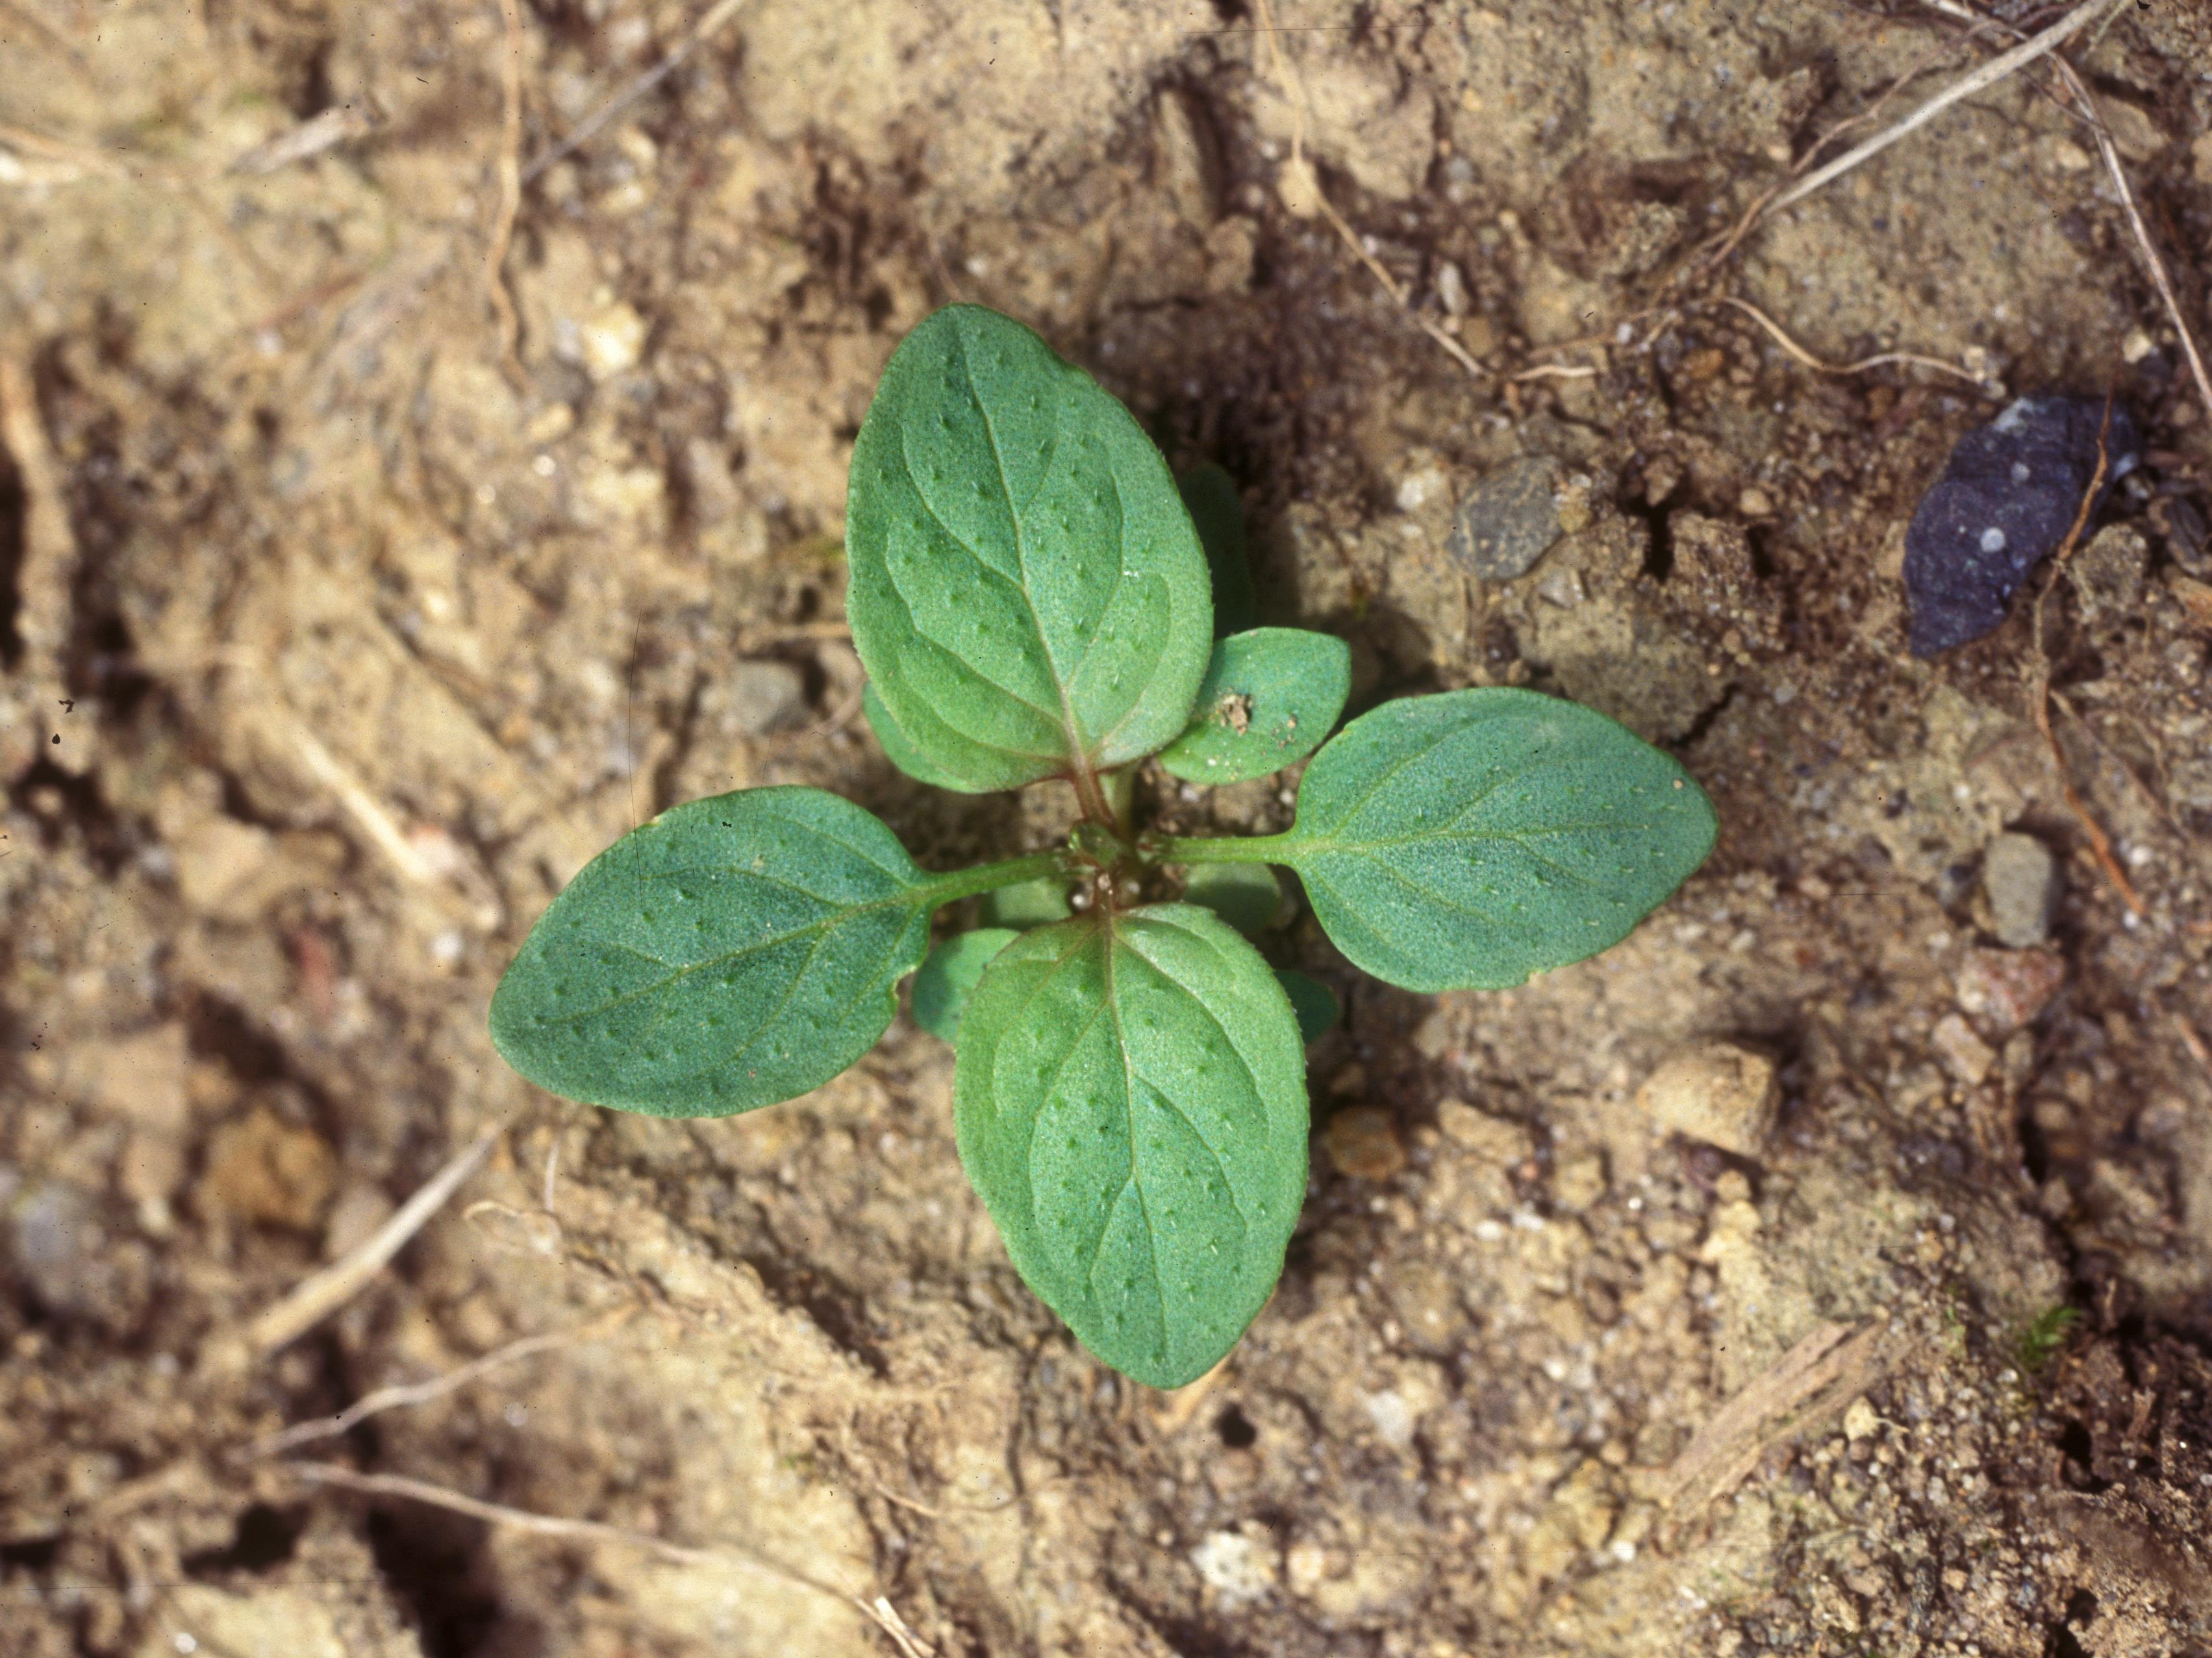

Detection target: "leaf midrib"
[536, 862, 993, 1029]
[953, 323, 1103, 789]
[1291, 816, 1690, 859]
[1088, 912, 1260, 1357]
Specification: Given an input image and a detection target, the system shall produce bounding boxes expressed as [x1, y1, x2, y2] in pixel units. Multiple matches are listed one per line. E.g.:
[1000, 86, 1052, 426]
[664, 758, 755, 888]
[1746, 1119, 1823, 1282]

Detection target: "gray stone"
[705, 660, 807, 737]
[1983, 831, 2059, 946]
[1447, 456, 1561, 581]
[5, 1181, 148, 1331]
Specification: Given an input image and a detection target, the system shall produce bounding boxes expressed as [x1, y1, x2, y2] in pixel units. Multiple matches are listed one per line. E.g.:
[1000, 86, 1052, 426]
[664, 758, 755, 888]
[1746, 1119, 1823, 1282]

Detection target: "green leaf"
[1270, 688, 1716, 993]
[863, 684, 967, 790]
[490, 787, 943, 1118]
[1274, 970, 1339, 1044]
[953, 904, 1309, 1388]
[1157, 628, 1350, 785]
[911, 928, 1018, 1043]
[1182, 862, 1282, 938]
[1178, 462, 1257, 636]
[978, 874, 1073, 929]
[846, 305, 1214, 792]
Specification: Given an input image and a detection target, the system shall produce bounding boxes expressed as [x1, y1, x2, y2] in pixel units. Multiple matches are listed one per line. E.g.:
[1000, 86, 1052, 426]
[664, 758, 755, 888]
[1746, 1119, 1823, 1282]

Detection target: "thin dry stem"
[0, 1, 98, 84]
[1692, 28, 1987, 281]
[245, 1314, 631, 1459]
[522, 0, 753, 184]
[1251, 0, 1484, 380]
[229, 104, 381, 177]
[279, 723, 497, 927]
[2028, 406, 2145, 918]
[487, 0, 525, 375]
[231, 1131, 499, 1364]
[801, 681, 870, 741]
[1717, 297, 1985, 384]
[1661, 1320, 1888, 1529]
[1767, 0, 2128, 215]
[2176, 1014, 2212, 1079]
[283, 1463, 930, 1652]
[0, 121, 144, 181]
[2048, 57, 2212, 429]
[0, 345, 75, 681]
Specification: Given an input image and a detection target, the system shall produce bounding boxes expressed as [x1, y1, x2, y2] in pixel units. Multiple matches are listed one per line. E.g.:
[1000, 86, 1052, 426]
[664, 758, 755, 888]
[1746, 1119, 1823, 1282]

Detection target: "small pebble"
[1931, 1013, 1996, 1086]
[1982, 831, 2058, 948]
[1902, 395, 2141, 656]
[1434, 260, 1469, 317]
[1955, 946, 2066, 1033]
[1322, 1105, 1407, 1180]
[9, 1182, 105, 1318]
[1636, 1040, 1777, 1157]
[1190, 1530, 1277, 1608]
[1446, 455, 1564, 581]
[1551, 1153, 1608, 1212]
[705, 660, 807, 737]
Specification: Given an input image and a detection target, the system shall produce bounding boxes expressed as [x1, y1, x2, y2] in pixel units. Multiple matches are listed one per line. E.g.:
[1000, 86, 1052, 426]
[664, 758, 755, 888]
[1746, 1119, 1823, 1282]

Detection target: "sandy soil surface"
[5, 1, 2212, 1653]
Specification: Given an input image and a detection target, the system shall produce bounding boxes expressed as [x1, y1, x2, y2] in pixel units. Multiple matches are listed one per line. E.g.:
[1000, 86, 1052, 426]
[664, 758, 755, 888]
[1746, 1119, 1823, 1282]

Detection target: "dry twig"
[2046, 57, 2212, 429]
[0, 121, 140, 181]
[487, 0, 525, 375]
[275, 722, 499, 926]
[229, 103, 381, 177]
[1250, 0, 1484, 381]
[0, 1, 97, 84]
[1661, 1320, 1888, 1527]
[0, 345, 75, 682]
[2175, 1014, 2212, 1081]
[244, 1312, 632, 1459]
[2027, 407, 2144, 918]
[283, 1463, 932, 1653]
[1766, 0, 2128, 215]
[226, 1131, 499, 1366]
[1692, 31, 1984, 281]
[1148, 1353, 1231, 1433]
[1913, 0, 2212, 429]
[1716, 296, 1985, 386]
[522, 0, 754, 185]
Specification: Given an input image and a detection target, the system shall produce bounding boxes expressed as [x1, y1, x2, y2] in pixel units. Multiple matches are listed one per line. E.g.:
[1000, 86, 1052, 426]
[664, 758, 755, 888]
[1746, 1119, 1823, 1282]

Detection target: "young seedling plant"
[490, 305, 1717, 1388]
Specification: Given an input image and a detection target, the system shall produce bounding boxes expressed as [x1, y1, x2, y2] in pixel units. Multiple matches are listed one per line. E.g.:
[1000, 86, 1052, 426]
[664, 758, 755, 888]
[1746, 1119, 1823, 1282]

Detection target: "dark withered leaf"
[1903, 395, 2139, 657]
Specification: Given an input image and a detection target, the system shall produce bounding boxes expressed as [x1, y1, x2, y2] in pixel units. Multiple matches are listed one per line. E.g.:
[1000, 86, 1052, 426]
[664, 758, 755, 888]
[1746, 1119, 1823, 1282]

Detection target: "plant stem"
[1101, 766, 1136, 839]
[1151, 833, 1298, 867]
[1069, 763, 1118, 836]
[915, 851, 1068, 911]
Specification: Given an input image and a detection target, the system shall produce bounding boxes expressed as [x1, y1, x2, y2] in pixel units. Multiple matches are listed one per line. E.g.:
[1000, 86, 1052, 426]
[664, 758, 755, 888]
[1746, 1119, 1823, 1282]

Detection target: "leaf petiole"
[1148, 833, 1296, 868]
[912, 851, 1072, 910]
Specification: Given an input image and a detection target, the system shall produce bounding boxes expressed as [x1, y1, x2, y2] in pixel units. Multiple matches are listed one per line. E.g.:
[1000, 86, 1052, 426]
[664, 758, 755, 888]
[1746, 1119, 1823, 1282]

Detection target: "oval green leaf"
[490, 787, 940, 1117]
[1156, 628, 1351, 785]
[846, 305, 1214, 792]
[911, 928, 1018, 1044]
[1182, 861, 1283, 938]
[1275, 688, 1716, 993]
[953, 903, 1309, 1388]
[1178, 462, 1257, 636]
[1274, 970, 1339, 1044]
[862, 683, 967, 790]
